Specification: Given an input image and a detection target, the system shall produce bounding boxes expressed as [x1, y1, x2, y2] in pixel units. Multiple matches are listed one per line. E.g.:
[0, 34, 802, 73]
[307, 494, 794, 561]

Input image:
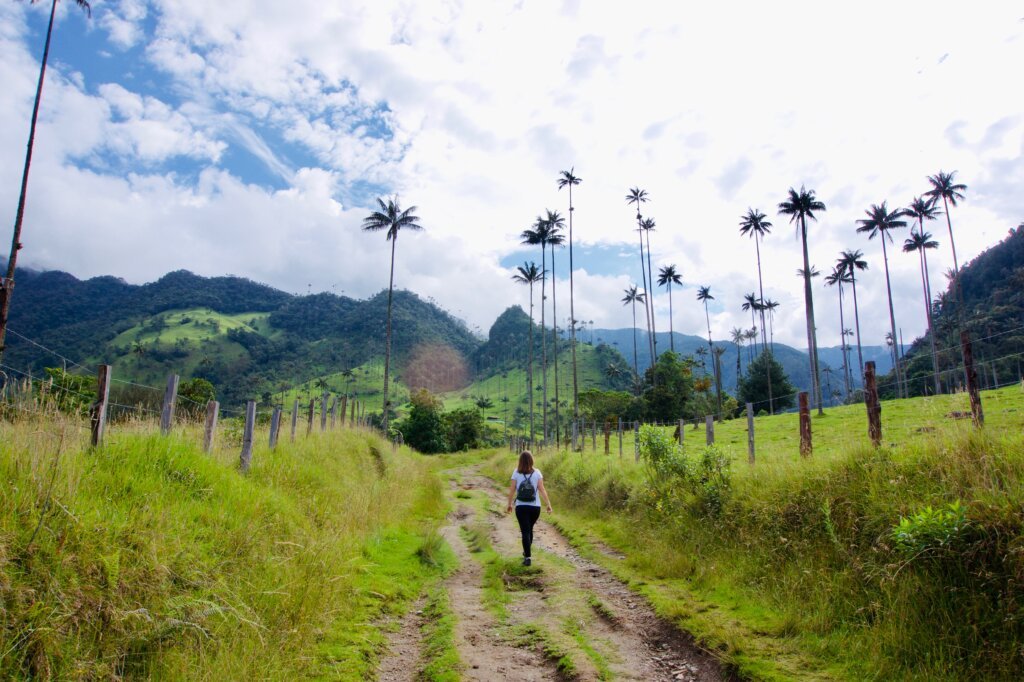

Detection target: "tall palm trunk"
[382, 235, 398, 430]
[799, 217, 823, 414]
[0, 0, 61, 364]
[755, 234, 774, 413]
[667, 283, 675, 352]
[849, 274, 865, 386]
[630, 301, 639, 381]
[735, 342, 742, 393]
[568, 185, 579, 423]
[880, 236, 902, 398]
[636, 221, 654, 367]
[550, 243, 560, 445]
[644, 228, 658, 363]
[540, 244, 548, 443]
[527, 282, 536, 443]
[916, 231, 941, 395]
[837, 281, 851, 399]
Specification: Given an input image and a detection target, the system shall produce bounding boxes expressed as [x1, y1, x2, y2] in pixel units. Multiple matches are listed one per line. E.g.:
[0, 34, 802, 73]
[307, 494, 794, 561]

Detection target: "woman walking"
[506, 450, 553, 566]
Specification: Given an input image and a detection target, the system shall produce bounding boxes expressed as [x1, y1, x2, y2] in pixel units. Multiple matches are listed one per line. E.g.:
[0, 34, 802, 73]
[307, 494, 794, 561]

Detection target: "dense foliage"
[737, 351, 796, 412]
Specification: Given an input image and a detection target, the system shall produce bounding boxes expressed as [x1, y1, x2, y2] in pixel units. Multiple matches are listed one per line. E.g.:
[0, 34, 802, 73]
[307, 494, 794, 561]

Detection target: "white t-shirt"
[511, 469, 543, 507]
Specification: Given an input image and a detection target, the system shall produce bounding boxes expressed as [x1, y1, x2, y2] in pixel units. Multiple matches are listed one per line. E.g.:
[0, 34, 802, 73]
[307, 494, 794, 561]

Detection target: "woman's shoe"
[522, 557, 532, 566]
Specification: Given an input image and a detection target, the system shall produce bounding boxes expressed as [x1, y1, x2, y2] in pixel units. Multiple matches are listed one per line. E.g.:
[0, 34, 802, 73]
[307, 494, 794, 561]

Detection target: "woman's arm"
[538, 479, 553, 513]
[506, 480, 517, 513]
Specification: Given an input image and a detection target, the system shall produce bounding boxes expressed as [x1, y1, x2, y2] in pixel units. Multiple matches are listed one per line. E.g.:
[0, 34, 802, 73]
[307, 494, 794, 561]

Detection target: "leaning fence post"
[270, 406, 282, 449]
[307, 398, 315, 435]
[705, 415, 715, 445]
[290, 399, 298, 442]
[320, 391, 329, 432]
[746, 402, 755, 464]
[160, 374, 179, 435]
[678, 418, 685, 447]
[618, 418, 623, 458]
[90, 364, 111, 448]
[799, 391, 812, 457]
[864, 361, 882, 447]
[203, 400, 219, 453]
[240, 400, 256, 473]
[961, 331, 985, 426]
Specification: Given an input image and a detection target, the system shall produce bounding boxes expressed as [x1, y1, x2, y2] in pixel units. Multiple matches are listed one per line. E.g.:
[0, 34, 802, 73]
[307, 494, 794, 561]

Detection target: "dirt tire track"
[378, 597, 425, 682]
[461, 472, 730, 682]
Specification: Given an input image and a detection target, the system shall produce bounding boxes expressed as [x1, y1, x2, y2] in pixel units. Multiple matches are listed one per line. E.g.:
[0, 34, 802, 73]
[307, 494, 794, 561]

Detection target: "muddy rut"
[377, 467, 728, 681]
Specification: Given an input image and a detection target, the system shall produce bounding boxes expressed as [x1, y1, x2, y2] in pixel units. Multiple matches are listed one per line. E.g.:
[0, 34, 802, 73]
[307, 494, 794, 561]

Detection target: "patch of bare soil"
[378, 597, 426, 682]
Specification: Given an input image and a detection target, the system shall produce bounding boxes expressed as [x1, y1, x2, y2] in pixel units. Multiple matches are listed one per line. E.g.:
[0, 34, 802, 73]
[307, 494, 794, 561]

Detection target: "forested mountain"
[900, 223, 1024, 395]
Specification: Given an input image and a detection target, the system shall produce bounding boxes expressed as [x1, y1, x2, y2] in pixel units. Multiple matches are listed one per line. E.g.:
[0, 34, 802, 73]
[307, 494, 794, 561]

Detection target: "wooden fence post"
[591, 422, 597, 450]
[340, 396, 348, 426]
[799, 392, 812, 457]
[572, 420, 578, 451]
[350, 398, 356, 426]
[330, 397, 337, 429]
[864, 361, 882, 447]
[705, 415, 715, 446]
[320, 391, 329, 432]
[203, 400, 219, 453]
[240, 400, 256, 474]
[603, 420, 610, 454]
[618, 418, 623, 458]
[961, 331, 985, 426]
[160, 374, 179, 435]
[307, 398, 315, 435]
[270, 406, 282, 449]
[746, 402, 755, 464]
[678, 418, 684, 447]
[90, 364, 111, 448]
[290, 399, 298, 442]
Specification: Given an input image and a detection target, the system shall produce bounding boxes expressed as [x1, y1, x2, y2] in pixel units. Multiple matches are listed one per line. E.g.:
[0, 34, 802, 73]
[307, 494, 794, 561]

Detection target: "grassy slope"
[0, 414, 452, 680]
[110, 309, 275, 346]
[478, 385, 1024, 680]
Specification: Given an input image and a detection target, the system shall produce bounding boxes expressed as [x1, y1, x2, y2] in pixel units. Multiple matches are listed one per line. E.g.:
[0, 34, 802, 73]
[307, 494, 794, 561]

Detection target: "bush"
[891, 501, 969, 558]
[637, 426, 732, 516]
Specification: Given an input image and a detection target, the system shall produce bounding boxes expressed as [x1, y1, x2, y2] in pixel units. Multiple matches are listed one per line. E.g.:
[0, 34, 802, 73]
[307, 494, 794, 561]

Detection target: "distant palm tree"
[657, 264, 682, 352]
[0, 0, 92, 365]
[904, 229, 941, 394]
[778, 186, 827, 414]
[521, 217, 554, 442]
[764, 299, 780, 351]
[341, 368, 355, 397]
[745, 328, 758, 364]
[625, 188, 655, 363]
[738, 208, 773, 351]
[741, 292, 760, 355]
[836, 249, 868, 384]
[513, 262, 544, 442]
[362, 196, 423, 431]
[557, 168, 582, 423]
[824, 267, 853, 399]
[640, 217, 659, 362]
[856, 202, 908, 398]
[546, 210, 566, 443]
[696, 285, 720, 412]
[621, 285, 646, 383]
[731, 327, 745, 390]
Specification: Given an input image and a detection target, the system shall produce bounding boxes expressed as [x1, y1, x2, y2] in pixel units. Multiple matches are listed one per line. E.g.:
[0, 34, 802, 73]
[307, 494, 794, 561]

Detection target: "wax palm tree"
[764, 299, 780, 351]
[557, 168, 582, 422]
[836, 250, 868, 384]
[640, 217, 659, 361]
[741, 293, 760, 355]
[362, 196, 423, 430]
[924, 170, 968, 281]
[545, 210, 566, 442]
[824, 267, 853, 399]
[657, 264, 682, 352]
[621, 285, 645, 383]
[731, 327, 745, 390]
[513, 262, 544, 443]
[904, 229, 941, 394]
[0, 0, 92, 364]
[521, 217, 553, 442]
[745, 328, 758, 364]
[856, 202, 908, 398]
[341, 368, 355, 397]
[778, 186, 826, 413]
[625, 188, 655, 363]
[696, 285, 718, 409]
[738, 208, 773, 350]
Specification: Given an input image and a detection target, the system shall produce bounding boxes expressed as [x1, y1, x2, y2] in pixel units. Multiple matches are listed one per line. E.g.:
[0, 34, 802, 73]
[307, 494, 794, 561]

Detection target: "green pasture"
[111, 308, 274, 346]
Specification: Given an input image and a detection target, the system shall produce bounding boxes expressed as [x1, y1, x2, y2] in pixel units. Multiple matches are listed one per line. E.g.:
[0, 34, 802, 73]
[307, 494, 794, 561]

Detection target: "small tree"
[640, 351, 695, 422]
[179, 378, 216, 417]
[397, 389, 448, 454]
[738, 353, 796, 411]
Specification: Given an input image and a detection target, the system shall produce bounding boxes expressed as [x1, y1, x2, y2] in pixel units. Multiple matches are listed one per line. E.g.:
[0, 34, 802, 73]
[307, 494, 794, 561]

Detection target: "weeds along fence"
[0, 335, 385, 470]
[518, 337, 1024, 466]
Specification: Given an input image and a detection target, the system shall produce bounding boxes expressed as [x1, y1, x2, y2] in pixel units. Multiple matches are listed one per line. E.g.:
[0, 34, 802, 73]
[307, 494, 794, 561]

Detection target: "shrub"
[891, 501, 969, 558]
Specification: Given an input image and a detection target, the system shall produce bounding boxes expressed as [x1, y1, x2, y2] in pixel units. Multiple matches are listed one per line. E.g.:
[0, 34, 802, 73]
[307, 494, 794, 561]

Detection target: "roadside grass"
[0, 414, 450, 680]
[471, 384, 1024, 680]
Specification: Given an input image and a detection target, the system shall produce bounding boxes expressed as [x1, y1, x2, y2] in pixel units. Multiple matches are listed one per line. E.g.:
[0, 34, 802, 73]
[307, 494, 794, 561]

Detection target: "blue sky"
[1, 0, 1022, 348]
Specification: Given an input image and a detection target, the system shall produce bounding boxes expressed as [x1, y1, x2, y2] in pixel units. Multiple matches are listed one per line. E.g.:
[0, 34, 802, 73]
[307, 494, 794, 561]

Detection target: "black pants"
[515, 505, 541, 557]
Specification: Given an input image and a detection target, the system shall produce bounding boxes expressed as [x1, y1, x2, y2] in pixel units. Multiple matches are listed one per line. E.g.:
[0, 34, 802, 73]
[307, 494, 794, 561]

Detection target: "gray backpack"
[516, 472, 537, 503]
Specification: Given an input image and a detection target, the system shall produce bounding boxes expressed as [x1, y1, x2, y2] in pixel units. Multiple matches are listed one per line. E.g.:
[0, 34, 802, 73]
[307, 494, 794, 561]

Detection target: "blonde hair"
[516, 450, 535, 475]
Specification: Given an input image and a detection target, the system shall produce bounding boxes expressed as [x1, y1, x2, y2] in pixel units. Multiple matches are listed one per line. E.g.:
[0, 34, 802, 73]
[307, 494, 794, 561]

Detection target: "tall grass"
[0, 412, 448, 680]
[482, 391, 1024, 679]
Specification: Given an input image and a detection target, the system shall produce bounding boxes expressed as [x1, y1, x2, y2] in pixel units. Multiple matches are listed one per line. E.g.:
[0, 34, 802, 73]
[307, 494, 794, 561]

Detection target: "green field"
[110, 308, 275, 346]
